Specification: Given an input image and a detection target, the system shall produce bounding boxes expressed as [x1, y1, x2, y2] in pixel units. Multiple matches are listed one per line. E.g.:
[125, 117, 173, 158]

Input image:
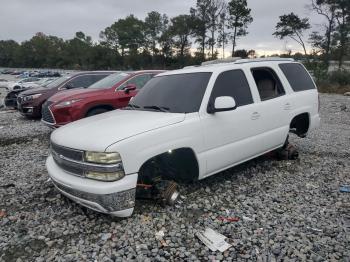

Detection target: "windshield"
[130, 72, 212, 113]
[46, 75, 71, 88]
[88, 72, 129, 89]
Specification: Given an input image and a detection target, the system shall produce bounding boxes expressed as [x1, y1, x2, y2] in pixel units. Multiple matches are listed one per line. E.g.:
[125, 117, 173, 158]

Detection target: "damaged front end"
[46, 143, 138, 217]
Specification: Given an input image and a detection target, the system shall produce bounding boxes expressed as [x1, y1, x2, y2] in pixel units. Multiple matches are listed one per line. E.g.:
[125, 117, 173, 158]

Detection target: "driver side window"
[120, 74, 152, 90]
[210, 70, 253, 107]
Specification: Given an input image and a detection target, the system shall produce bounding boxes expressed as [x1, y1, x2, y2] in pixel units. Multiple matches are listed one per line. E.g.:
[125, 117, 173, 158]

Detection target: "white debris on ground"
[0, 94, 349, 261]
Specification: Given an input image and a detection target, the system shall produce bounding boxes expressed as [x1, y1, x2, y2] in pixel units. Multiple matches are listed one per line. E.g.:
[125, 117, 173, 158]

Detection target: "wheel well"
[290, 113, 310, 137]
[138, 148, 199, 184]
[86, 105, 114, 116]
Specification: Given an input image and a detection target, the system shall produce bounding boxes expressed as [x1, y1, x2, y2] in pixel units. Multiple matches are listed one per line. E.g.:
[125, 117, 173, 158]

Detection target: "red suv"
[42, 70, 164, 127]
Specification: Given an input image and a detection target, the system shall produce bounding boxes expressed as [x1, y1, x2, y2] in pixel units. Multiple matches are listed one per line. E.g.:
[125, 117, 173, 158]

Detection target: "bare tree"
[309, 0, 337, 66]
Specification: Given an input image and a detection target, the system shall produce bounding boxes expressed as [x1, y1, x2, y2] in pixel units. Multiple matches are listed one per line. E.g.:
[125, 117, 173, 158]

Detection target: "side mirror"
[208, 96, 237, 114]
[65, 83, 74, 89]
[124, 83, 137, 94]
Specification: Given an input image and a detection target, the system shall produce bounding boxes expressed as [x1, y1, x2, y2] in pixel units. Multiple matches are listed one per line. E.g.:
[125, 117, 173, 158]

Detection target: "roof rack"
[200, 57, 294, 66]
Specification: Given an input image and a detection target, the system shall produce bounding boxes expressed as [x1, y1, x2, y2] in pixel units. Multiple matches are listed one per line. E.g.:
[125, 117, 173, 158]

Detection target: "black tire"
[86, 108, 110, 117]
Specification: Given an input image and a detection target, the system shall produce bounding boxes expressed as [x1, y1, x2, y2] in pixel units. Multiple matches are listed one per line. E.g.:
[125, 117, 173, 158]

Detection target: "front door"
[200, 69, 263, 177]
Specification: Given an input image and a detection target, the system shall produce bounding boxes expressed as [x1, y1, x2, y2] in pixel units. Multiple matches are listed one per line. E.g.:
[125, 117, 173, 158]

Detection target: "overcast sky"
[0, 0, 325, 56]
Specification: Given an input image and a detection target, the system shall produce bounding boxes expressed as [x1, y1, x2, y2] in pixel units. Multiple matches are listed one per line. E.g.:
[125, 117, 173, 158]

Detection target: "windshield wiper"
[143, 105, 170, 112]
[124, 103, 140, 110]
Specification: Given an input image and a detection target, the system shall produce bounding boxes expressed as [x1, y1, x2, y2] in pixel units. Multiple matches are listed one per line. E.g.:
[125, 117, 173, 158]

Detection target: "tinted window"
[210, 70, 253, 107]
[88, 72, 129, 89]
[131, 72, 212, 113]
[68, 74, 108, 88]
[119, 74, 153, 90]
[251, 67, 285, 101]
[279, 63, 316, 91]
[46, 76, 72, 88]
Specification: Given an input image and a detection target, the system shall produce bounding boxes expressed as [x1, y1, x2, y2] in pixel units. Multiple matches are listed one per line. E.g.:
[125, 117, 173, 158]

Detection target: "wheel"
[86, 108, 109, 117]
[276, 143, 299, 160]
[162, 181, 180, 206]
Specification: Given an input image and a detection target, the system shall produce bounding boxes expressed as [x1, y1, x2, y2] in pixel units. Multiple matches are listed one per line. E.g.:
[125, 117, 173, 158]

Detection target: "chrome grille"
[51, 143, 84, 162]
[42, 101, 55, 124]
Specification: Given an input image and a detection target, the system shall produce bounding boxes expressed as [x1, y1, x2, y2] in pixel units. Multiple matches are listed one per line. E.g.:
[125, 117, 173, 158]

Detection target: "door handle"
[284, 103, 291, 110]
[251, 112, 260, 120]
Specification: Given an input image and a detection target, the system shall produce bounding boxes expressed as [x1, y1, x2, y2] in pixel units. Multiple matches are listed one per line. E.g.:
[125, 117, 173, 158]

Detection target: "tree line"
[0, 0, 348, 70]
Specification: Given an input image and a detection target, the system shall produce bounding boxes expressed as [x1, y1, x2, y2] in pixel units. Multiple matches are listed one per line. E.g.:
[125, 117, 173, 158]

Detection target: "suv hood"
[51, 109, 185, 151]
[49, 88, 107, 103]
[19, 86, 50, 96]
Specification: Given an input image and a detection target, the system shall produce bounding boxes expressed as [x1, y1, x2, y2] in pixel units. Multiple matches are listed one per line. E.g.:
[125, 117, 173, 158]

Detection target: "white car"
[46, 58, 320, 217]
[6, 77, 42, 91]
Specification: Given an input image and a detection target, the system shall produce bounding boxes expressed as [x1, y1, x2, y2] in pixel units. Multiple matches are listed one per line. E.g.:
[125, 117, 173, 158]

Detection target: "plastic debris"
[196, 228, 231, 252]
[242, 216, 254, 222]
[306, 226, 322, 233]
[155, 230, 165, 240]
[339, 185, 350, 193]
[141, 215, 152, 224]
[218, 216, 240, 222]
[0, 210, 7, 218]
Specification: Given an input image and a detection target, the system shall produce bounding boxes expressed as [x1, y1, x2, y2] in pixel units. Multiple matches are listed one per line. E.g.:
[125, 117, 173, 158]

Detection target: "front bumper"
[46, 155, 137, 217]
[17, 102, 41, 118]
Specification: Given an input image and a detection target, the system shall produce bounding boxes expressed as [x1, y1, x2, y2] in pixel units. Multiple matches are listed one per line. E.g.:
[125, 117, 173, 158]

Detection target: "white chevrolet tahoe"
[46, 58, 320, 217]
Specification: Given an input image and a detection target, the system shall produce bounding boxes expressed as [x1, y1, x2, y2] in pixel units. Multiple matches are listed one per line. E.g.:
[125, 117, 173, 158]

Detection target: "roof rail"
[234, 57, 294, 64]
[200, 57, 294, 67]
[182, 65, 199, 69]
[201, 57, 242, 66]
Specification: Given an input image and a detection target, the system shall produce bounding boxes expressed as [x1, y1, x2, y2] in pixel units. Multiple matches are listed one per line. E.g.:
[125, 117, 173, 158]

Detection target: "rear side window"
[210, 70, 253, 107]
[68, 74, 108, 88]
[279, 63, 316, 91]
[251, 67, 285, 101]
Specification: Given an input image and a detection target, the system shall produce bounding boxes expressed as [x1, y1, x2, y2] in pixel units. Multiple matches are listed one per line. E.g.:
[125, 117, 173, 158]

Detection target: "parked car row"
[0, 69, 62, 78]
[3, 70, 164, 127]
[2, 58, 321, 218]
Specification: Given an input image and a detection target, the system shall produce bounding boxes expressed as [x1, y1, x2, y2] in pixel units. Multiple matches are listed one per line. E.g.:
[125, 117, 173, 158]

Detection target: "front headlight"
[55, 99, 82, 108]
[85, 151, 122, 164]
[85, 171, 125, 181]
[23, 93, 42, 101]
[84, 151, 124, 181]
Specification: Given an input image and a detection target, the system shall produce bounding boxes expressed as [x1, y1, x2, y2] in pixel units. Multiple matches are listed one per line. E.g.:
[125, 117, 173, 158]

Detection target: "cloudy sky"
[0, 0, 325, 56]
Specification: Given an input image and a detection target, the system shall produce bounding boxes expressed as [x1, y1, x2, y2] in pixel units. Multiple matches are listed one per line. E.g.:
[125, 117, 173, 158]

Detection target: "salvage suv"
[42, 70, 164, 128]
[46, 58, 320, 217]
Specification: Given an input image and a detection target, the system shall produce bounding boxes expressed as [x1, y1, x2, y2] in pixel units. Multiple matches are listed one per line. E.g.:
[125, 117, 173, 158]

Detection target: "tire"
[86, 108, 110, 117]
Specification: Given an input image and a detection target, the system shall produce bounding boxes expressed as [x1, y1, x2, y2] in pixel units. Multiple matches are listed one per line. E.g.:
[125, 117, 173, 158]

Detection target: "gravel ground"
[0, 94, 349, 262]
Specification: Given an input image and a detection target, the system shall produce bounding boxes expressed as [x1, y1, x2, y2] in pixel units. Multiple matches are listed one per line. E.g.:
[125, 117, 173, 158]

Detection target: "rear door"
[246, 66, 291, 151]
[200, 69, 263, 177]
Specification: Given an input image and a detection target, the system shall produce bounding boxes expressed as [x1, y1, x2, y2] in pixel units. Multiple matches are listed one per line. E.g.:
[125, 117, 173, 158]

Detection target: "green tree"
[227, 0, 253, 56]
[233, 49, 248, 58]
[63, 32, 93, 69]
[144, 11, 169, 56]
[0, 40, 20, 67]
[207, 0, 226, 58]
[333, 0, 350, 68]
[217, 10, 229, 59]
[190, 0, 212, 61]
[100, 15, 145, 65]
[169, 15, 193, 65]
[273, 13, 311, 57]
